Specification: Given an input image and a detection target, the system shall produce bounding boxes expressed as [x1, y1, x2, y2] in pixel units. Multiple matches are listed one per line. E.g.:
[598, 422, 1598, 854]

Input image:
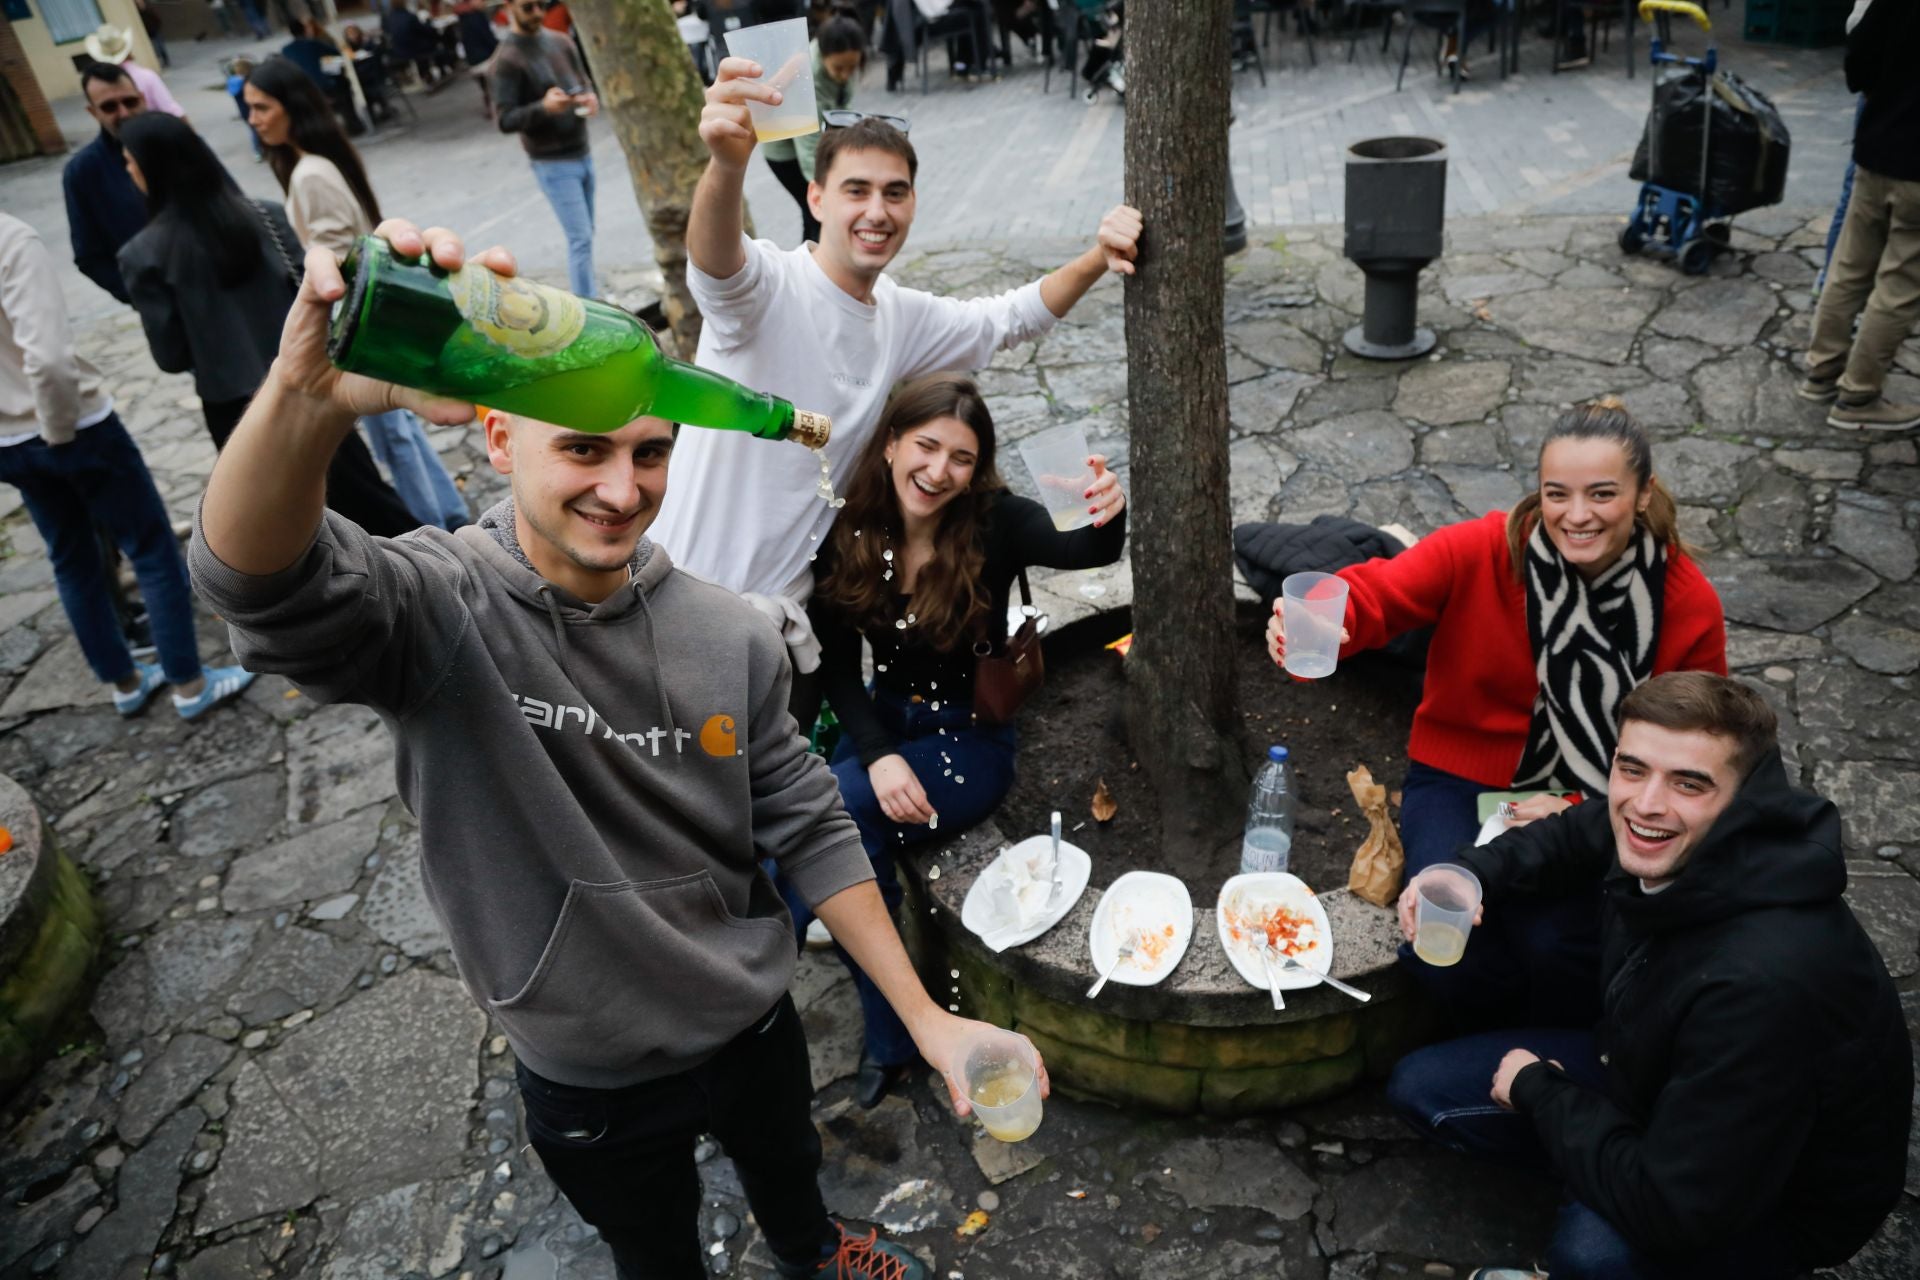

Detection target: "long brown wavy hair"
[1505, 395, 1697, 579]
[816, 374, 1006, 652]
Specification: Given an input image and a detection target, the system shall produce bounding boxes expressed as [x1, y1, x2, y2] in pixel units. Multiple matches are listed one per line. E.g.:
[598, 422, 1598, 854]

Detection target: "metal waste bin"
[1342, 137, 1448, 360]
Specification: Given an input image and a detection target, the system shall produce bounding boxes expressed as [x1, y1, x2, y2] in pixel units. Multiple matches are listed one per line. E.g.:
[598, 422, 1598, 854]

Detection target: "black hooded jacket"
[1456, 753, 1912, 1267]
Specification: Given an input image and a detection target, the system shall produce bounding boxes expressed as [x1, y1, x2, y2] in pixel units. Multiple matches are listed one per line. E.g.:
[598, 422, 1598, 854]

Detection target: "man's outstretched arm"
[200, 223, 503, 575]
[1038, 203, 1143, 317]
[688, 56, 784, 282]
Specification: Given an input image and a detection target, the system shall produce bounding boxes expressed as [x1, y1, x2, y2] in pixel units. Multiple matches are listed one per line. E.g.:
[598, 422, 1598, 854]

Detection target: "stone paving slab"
[0, 206, 1914, 1279]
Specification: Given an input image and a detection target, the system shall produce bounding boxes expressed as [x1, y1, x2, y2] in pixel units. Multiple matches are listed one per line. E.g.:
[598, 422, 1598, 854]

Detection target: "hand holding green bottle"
[277, 219, 508, 426]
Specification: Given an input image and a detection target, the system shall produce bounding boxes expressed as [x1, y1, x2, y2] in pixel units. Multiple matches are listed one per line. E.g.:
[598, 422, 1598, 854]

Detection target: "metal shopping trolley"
[1618, 0, 1791, 275]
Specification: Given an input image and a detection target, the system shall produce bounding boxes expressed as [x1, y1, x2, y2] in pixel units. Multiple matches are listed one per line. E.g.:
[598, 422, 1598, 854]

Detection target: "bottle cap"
[1268, 745, 1289, 762]
[788, 410, 832, 449]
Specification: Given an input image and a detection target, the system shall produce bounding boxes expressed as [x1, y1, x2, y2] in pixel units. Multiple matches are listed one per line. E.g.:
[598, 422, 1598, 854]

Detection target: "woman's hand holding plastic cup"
[1086, 454, 1125, 528]
[1266, 602, 1350, 674]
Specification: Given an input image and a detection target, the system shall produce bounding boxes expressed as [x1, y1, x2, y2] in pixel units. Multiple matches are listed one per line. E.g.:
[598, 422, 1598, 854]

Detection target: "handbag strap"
[251, 199, 303, 291]
[1013, 568, 1033, 612]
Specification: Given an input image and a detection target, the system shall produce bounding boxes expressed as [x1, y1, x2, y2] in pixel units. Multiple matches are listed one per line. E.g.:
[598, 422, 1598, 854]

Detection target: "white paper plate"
[1216, 872, 1334, 992]
[960, 837, 1091, 952]
[1087, 871, 1193, 987]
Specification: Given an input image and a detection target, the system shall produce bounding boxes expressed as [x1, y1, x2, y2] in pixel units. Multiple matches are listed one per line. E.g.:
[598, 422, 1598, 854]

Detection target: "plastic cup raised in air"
[1017, 423, 1097, 532]
[1412, 863, 1483, 968]
[724, 18, 818, 144]
[961, 1028, 1043, 1142]
[1280, 571, 1350, 679]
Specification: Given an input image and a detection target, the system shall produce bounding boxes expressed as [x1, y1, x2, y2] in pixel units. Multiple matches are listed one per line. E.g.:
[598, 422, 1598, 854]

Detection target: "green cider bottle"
[325, 235, 831, 446]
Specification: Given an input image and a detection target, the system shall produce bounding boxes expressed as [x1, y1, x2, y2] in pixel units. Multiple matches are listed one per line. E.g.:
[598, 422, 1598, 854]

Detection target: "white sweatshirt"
[649, 235, 1058, 601]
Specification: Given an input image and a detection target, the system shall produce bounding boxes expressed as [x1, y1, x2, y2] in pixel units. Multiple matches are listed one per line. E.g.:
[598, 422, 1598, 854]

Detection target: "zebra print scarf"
[1513, 522, 1665, 796]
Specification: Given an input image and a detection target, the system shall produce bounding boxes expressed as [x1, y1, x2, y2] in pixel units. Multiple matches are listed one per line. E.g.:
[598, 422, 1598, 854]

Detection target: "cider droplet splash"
[810, 447, 846, 510]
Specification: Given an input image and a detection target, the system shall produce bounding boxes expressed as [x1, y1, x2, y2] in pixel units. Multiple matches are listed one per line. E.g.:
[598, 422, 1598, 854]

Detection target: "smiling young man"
[651, 64, 1141, 720]
[1385, 673, 1912, 1280]
[190, 224, 1044, 1280]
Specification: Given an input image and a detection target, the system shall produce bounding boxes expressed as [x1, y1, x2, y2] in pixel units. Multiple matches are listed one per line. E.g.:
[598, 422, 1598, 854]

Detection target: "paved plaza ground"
[0, 16, 1915, 1280]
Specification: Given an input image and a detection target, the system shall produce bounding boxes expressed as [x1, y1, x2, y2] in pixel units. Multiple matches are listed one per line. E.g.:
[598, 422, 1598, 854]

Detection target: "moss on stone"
[1018, 1025, 1203, 1114]
[1199, 1048, 1367, 1117]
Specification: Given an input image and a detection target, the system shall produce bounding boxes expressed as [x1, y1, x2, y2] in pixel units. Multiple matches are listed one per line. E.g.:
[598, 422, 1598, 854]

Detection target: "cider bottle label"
[447, 263, 585, 360]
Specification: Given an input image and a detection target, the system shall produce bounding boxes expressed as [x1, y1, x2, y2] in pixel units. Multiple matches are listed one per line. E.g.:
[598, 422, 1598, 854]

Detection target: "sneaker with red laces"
[785, 1224, 927, 1280]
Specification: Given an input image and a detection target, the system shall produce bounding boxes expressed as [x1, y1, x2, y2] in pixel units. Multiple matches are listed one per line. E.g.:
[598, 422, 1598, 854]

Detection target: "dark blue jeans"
[1397, 760, 1602, 1030]
[0, 417, 201, 686]
[773, 691, 1017, 1066]
[1388, 1030, 1801, 1279]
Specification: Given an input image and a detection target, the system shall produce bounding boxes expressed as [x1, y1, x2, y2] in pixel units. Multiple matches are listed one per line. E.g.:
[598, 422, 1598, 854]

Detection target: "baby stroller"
[1079, 0, 1124, 101]
[1619, 0, 1790, 275]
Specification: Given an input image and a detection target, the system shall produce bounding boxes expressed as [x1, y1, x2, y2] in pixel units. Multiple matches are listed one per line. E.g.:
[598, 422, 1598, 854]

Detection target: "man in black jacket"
[1387, 672, 1911, 1279]
[1798, 0, 1920, 431]
[62, 63, 149, 305]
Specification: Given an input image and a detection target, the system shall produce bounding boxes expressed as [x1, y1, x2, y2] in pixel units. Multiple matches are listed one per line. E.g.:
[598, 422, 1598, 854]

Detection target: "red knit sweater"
[1337, 511, 1728, 789]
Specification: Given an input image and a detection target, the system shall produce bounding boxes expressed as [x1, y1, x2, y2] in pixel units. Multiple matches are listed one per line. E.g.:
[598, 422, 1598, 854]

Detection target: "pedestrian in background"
[491, 0, 601, 298]
[245, 57, 471, 531]
[114, 114, 417, 538]
[0, 212, 254, 723]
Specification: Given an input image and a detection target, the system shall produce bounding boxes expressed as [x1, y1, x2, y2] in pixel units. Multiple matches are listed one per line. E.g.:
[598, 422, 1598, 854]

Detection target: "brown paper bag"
[1345, 764, 1405, 908]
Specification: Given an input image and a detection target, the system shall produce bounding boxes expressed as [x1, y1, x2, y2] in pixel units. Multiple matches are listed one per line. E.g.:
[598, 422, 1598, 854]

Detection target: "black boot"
[854, 1055, 915, 1109]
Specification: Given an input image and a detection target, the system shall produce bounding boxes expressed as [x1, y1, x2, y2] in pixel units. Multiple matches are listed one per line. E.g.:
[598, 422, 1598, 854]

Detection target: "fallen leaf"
[1091, 779, 1117, 823]
[1141, 1223, 1163, 1244]
[955, 1210, 990, 1239]
[283, 688, 301, 700]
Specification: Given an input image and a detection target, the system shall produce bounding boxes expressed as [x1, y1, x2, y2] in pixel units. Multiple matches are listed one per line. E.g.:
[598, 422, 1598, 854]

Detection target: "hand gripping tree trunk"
[1122, 0, 1244, 861]
[565, 0, 749, 357]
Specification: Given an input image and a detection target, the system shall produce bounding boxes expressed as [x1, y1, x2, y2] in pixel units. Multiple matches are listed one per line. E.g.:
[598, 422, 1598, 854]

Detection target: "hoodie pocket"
[488, 871, 794, 1073]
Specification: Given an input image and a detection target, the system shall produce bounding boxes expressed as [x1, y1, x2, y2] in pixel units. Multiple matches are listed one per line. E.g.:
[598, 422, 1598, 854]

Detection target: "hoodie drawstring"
[631, 580, 680, 744]
[536, 585, 576, 688]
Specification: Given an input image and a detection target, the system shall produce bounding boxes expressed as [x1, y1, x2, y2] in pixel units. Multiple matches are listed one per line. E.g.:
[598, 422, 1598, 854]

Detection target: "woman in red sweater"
[1267, 398, 1726, 1028]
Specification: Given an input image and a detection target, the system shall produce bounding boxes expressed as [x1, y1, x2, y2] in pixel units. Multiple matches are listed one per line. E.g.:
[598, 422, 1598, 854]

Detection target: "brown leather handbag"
[972, 571, 1044, 726]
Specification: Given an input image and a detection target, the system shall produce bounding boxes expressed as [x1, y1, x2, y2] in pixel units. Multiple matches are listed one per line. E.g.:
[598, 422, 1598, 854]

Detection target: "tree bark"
[1121, 0, 1244, 861]
[565, 0, 749, 357]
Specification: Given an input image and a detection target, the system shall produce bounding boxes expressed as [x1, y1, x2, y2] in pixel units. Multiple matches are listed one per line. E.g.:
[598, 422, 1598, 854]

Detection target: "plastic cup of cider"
[725, 17, 818, 144]
[962, 1028, 1043, 1142]
[1017, 423, 1097, 532]
[1412, 863, 1483, 967]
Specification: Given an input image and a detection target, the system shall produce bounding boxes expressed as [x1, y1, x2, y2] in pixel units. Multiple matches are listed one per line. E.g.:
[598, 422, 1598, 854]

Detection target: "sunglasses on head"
[822, 109, 910, 135]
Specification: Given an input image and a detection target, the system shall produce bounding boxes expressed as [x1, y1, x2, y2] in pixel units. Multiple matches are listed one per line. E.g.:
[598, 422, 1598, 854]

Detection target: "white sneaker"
[805, 917, 834, 950]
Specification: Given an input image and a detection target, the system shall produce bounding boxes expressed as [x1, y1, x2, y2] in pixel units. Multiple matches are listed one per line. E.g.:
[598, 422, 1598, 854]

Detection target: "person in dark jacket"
[115, 114, 415, 538]
[1797, 0, 1920, 431]
[1387, 672, 1912, 1279]
[62, 63, 150, 304]
[490, 0, 599, 297]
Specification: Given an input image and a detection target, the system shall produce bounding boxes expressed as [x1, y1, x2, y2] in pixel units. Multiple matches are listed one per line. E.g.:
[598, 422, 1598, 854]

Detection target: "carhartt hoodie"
[190, 497, 875, 1088]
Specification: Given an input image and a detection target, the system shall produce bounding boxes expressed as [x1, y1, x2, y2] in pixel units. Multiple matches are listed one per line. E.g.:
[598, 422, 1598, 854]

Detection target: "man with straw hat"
[83, 24, 186, 121]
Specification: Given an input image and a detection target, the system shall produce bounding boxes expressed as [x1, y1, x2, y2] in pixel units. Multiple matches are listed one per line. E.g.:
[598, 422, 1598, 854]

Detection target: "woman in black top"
[798, 372, 1126, 1105]
[115, 114, 414, 537]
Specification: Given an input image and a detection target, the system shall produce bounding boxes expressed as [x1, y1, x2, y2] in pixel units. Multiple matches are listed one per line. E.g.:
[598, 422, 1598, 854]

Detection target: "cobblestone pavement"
[3, 20, 1853, 330]
[0, 203, 1915, 1279]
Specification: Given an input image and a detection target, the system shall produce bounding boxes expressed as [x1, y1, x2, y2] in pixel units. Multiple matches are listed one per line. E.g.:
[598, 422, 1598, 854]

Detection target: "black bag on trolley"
[1628, 66, 1791, 215]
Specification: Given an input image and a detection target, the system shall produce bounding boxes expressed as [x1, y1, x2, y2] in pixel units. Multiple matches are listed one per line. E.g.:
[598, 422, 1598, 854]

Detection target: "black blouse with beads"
[808, 492, 1127, 766]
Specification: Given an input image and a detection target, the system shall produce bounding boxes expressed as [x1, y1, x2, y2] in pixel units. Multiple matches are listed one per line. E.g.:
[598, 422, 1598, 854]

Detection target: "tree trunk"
[565, 0, 749, 357]
[1121, 0, 1244, 862]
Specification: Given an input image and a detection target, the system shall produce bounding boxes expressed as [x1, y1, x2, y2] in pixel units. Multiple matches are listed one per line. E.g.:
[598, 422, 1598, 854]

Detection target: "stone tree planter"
[1342, 136, 1448, 360]
[0, 773, 103, 1101]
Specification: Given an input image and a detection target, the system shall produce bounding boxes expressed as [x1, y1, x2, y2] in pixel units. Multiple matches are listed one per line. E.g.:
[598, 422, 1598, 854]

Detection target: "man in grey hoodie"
[190, 223, 1038, 1280]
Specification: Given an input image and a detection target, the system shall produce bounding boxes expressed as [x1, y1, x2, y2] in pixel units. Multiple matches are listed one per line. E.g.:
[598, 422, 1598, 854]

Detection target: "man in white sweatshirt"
[651, 71, 1142, 718]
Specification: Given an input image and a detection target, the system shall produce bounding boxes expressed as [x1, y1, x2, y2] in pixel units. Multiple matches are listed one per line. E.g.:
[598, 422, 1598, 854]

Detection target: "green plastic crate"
[1743, 0, 1848, 47]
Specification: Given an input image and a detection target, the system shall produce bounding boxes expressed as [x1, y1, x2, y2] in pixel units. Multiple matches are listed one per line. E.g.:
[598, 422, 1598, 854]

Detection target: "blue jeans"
[773, 691, 1018, 1066]
[1817, 95, 1866, 296]
[0, 417, 201, 686]
[1397, 761, 1602, 1030]
[360, 410, 469, 531]
[1388, 1030, 1800, 1279]
[530, 154, 597, 299]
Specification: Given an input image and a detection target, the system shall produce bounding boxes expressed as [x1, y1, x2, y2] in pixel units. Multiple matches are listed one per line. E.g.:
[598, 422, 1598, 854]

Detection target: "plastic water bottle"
[1241, 745, 1295, 875]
